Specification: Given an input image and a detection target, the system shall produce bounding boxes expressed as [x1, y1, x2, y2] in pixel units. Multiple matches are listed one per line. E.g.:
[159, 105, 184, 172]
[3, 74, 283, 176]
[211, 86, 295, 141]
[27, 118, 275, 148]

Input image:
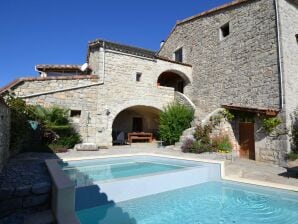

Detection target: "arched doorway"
[157, 71, 189, 93]
[112, 106, 161, 144]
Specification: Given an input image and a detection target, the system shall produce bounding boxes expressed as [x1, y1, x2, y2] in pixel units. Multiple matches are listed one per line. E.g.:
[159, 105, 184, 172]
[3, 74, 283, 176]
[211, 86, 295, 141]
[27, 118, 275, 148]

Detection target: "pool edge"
[60, 153, 298, 192]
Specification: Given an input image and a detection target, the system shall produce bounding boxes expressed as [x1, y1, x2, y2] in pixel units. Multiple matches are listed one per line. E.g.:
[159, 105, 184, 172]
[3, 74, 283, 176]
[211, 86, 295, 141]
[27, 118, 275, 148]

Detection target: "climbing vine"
[261, 117, 282, 134]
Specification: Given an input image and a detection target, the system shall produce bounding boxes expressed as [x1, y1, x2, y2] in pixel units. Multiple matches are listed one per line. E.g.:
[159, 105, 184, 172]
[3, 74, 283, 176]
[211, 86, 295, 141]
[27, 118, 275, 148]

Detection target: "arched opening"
[157, 71, 188, 93]
[112, 106, 161, 145]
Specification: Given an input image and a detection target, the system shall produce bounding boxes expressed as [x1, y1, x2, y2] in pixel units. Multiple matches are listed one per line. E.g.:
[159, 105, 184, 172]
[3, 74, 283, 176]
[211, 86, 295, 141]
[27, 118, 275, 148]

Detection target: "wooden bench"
[128, 132, 153, 144]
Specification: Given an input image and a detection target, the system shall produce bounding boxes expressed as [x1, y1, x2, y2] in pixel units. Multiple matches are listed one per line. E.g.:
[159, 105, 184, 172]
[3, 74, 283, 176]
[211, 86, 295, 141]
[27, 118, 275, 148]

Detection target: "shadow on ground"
[279, 166, 298, 179]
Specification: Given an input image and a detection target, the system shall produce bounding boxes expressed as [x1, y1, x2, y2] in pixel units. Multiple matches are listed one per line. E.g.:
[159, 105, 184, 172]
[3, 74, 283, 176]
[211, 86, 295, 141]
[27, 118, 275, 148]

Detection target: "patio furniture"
[113, 131, 126, 145]
[128, 132, 153, 144]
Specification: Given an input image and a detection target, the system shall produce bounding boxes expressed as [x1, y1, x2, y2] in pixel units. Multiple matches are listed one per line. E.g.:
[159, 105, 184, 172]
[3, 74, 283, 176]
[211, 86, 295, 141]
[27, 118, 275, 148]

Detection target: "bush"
[5, 97, 34, 152]
[262, 117, 282, 134]
[181, 138, 195, 153]
[290, 108, 298, 154]
[212, 135, 232, 153]
[5, 97, 81, 151]
[159, 103, 194, 145]
[287, 152, 298, 161]
[193, 124, 212, 144]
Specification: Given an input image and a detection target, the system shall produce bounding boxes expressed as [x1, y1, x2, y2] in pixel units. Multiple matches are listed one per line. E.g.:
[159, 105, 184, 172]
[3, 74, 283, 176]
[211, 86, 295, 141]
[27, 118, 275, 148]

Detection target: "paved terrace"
[58, 144, 298, 188]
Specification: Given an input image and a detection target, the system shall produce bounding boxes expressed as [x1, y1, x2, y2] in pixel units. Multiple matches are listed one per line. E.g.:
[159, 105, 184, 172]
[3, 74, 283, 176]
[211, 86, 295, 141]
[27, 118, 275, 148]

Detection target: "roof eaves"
[87, 39, 157, 59]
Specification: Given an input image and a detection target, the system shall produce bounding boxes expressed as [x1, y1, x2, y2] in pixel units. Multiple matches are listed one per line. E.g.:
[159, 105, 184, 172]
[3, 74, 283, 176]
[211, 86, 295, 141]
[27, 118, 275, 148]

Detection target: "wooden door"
[239, 122, 255, 160]
[132, 117, 143, 132]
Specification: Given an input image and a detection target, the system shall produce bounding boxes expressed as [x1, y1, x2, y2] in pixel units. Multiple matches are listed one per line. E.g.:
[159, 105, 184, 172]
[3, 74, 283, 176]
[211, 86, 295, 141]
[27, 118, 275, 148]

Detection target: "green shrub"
[287, 152, 298, 161]
[5, 97, 34, 152]
[262, 117, 282, 134]
[212, 135, 232, 153]
[159, 103, 194, 145]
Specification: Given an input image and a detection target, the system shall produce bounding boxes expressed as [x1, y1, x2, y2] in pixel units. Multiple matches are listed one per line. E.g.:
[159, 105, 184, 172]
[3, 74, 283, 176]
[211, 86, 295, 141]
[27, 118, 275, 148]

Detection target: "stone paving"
[0, 153, 57, 224]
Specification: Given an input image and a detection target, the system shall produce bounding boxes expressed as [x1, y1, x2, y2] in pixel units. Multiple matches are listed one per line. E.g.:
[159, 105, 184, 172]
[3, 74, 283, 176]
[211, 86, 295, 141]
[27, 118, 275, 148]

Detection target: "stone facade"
[0, 0, 297, 164]
[0, 98, 10, 171]
[158, 0, 297, 164]
[159, 0, 281, 118]
[4, 49, 192, 146]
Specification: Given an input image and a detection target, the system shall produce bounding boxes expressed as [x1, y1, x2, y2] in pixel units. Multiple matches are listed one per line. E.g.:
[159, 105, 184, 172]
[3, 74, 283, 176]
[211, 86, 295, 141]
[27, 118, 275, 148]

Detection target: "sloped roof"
[0, 75, 98, 95]
[87, 39, 156, 60]
[36, 64, 82, 71]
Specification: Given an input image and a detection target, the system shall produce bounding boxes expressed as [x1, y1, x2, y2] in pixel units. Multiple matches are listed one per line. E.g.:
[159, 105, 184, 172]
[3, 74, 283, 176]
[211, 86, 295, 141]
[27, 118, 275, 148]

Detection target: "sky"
[0, 0, 231, 87]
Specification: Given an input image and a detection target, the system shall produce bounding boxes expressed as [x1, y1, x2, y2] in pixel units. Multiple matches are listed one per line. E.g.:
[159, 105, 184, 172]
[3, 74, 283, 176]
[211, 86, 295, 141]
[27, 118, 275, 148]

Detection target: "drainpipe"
[274, 0, 284, 110]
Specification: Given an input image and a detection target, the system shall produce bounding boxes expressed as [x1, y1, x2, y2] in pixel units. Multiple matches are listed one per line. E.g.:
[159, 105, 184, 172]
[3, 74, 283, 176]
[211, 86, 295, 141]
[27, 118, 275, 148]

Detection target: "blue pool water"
[77, 181, 298, 224]
[62, 157, 198, 186]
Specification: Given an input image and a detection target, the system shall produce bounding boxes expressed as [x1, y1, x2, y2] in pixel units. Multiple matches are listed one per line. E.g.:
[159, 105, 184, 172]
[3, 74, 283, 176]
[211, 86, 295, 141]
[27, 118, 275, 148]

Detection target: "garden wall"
[0, 97, 10, 171]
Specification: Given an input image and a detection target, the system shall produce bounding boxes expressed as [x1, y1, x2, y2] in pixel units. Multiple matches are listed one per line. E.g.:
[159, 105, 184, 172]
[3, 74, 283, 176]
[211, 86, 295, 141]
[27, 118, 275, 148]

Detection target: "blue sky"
[0, 0, 231, 87]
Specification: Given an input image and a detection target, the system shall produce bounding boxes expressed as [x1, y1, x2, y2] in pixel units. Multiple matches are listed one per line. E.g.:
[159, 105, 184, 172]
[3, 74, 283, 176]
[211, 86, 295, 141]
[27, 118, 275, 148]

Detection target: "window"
[136, 72, 142, 82]
[174, 48, 183, 63]
[70, 110, 81, 117]
[296, 34, 298, 43]
[220, 23, 230, 40]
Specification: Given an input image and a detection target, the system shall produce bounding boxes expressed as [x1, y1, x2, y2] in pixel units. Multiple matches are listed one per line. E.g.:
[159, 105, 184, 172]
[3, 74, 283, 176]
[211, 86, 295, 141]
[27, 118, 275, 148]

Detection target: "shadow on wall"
[75, 185, 137, 224]
[62, 163, 137, 224]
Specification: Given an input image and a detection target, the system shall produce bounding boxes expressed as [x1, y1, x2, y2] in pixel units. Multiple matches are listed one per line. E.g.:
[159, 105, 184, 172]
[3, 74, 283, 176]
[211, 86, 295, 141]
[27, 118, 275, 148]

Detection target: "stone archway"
[112, 105, 161, 144]
[157, 70, 190, 93]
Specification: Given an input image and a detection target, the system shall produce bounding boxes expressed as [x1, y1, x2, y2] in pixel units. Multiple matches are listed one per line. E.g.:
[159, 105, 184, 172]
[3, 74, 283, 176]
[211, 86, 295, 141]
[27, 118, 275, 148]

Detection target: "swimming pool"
[61, 156, 204, 186]
[77, 181, 298, 224]
[56, 155, 298, 224]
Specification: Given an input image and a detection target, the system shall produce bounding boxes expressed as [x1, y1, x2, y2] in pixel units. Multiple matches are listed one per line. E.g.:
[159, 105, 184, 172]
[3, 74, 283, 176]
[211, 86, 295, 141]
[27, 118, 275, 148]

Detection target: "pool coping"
[46, 153, 298, 224]
[61, 153, 298, 192]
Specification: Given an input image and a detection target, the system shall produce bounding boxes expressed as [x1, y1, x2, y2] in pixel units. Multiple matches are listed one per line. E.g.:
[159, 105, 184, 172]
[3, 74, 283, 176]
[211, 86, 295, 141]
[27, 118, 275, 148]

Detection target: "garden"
[6, 96, 81, 154]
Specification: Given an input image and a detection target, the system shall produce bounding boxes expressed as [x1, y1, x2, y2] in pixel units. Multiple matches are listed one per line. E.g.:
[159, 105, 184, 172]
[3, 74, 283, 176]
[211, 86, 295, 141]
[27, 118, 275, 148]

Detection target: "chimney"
[160, 40, 165, 49]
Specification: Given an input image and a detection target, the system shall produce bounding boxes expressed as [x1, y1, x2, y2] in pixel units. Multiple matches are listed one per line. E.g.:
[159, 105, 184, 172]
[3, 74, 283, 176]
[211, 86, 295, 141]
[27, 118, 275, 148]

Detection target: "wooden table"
[128, 132, 153, 144]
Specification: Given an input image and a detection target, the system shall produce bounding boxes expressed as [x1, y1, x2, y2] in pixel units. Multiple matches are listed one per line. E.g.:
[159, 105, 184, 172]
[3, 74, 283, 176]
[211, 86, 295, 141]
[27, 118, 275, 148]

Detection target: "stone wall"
[88, 49, 192, 145]
[279, 0, 298, 152]
[159, 0, 280, 118]
[7, 49, 191, 146]
[0, 98, 10, 171]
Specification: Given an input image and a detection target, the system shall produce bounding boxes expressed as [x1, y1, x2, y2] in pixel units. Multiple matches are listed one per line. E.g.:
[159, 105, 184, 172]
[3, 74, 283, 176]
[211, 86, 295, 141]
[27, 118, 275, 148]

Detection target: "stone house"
[0, 0, 297, 164]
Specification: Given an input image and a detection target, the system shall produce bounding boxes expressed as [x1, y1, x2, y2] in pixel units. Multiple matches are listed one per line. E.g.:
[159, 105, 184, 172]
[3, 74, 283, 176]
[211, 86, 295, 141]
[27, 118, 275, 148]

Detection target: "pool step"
[75, 163, 221, 211]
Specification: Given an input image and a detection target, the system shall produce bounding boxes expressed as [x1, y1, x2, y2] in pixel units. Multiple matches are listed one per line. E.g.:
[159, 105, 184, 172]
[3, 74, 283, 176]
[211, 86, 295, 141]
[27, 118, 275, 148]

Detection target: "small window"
[136, 72, 142, 82]
[295, 34, 298, 43]
[220, 23, 230, 40]
[70, 110, 81, 117]
[174, 48, 183, 63]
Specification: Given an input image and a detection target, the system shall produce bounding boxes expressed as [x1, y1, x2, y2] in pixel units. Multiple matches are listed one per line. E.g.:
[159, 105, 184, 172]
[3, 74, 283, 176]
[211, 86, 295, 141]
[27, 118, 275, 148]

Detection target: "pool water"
[77, 181, 298, 224]
[62, 160, 187, 186]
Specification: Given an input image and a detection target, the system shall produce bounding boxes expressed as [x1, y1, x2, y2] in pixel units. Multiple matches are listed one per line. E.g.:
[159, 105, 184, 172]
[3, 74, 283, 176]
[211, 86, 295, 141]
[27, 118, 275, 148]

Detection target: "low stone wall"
[0, 153, 55, 221]
[0, 98, 10, 171]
